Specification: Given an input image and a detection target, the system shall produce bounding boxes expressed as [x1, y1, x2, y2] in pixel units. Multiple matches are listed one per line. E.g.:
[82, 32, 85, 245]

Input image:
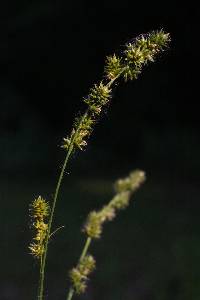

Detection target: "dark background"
[0, 1, 199, 300]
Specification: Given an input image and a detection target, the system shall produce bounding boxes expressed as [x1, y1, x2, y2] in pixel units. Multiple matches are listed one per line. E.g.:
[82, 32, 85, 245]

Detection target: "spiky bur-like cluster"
[105, 30, 170, 81]
[68, 170, 145, 297]
[62, 30, 170, 152]
[84, 170, 146, 239]
[69, 255, 96, 294]
[29, 196, 50, 258]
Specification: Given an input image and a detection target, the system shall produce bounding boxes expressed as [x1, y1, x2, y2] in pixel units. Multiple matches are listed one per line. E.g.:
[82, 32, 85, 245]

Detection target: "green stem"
[66, 288, 74, 300]
[80, 237, 92, 261]
[38, 256, 43, 299]
[66, 237, 92, 300]
[38, 146, 73, 300]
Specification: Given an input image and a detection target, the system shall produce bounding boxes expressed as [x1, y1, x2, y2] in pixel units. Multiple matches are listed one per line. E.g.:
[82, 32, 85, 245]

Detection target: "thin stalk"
[38, 256, 43, 299]
[80, 237, 92, 261]
[38, 112, 88, 300]
[66, 237, 92, 300]
[66, 288, 74, 300]
[38, 144, 74, 300]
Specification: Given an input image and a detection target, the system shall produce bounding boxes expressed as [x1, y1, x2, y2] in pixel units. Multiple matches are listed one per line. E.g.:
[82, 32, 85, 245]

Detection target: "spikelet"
[104, 54, 123, 80]
[122, 30, 170, 81]
[84, 82, 112, 110]
[69, 255, 96, 294]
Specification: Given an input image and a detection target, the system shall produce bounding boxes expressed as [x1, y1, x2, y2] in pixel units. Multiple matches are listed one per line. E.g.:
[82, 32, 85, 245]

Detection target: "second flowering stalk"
[67, 170, 146, 300]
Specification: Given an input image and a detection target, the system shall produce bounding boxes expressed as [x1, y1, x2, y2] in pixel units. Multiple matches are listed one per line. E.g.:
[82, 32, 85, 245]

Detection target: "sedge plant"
[28, 29, 170, 300]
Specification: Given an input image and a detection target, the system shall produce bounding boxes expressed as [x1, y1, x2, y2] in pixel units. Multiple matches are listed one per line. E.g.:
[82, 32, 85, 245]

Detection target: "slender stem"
[66, 288, 74, 300]
[38, 146, 73, 300]
[80, 237, 92, 261]
[66, 237, 92, 300]
[38, 256, 43, 299]
[38, 112, 88, 300]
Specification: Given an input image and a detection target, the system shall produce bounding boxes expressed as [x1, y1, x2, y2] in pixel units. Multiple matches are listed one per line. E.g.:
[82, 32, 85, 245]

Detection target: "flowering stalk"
[67, 170, 146, 300]
[33, 29, 170, 300]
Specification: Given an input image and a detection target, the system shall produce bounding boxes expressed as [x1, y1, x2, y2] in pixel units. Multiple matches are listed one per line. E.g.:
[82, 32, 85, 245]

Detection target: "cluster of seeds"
[29, 196, 50, 259]
[69, 255, 95, 294]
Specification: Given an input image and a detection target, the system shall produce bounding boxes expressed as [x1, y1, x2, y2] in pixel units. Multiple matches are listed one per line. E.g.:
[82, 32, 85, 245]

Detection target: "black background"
[0, 1, 199, 300]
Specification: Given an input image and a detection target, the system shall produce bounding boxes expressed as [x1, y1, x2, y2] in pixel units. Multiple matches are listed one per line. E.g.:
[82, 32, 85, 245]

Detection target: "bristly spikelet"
[84, 211, 103, 239]
[69, 268, 86, 294]
[147, 30, 170, 48]
[78, 255, 96, 276]
[123, 30, 170, 81]
[84, 82, 112, 113]
[104, 54, 123, 80]
[62, 115, 95, 151]
[69, 255, 95, 294]
[29, 243, 45, 259]
[29, 196, 50, 259]
[31, 196, 50, 219]
[74, 115, 94, 150]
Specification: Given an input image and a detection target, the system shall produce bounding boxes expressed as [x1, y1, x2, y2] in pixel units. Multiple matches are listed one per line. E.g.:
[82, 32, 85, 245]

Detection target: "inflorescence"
[62, 30, 170, 153]
[69, 170, 145, 295]
[29, 196, 50, 259]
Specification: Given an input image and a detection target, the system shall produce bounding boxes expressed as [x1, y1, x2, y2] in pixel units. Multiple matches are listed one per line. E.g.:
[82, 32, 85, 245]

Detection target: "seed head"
[29, 196, 50, 259]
